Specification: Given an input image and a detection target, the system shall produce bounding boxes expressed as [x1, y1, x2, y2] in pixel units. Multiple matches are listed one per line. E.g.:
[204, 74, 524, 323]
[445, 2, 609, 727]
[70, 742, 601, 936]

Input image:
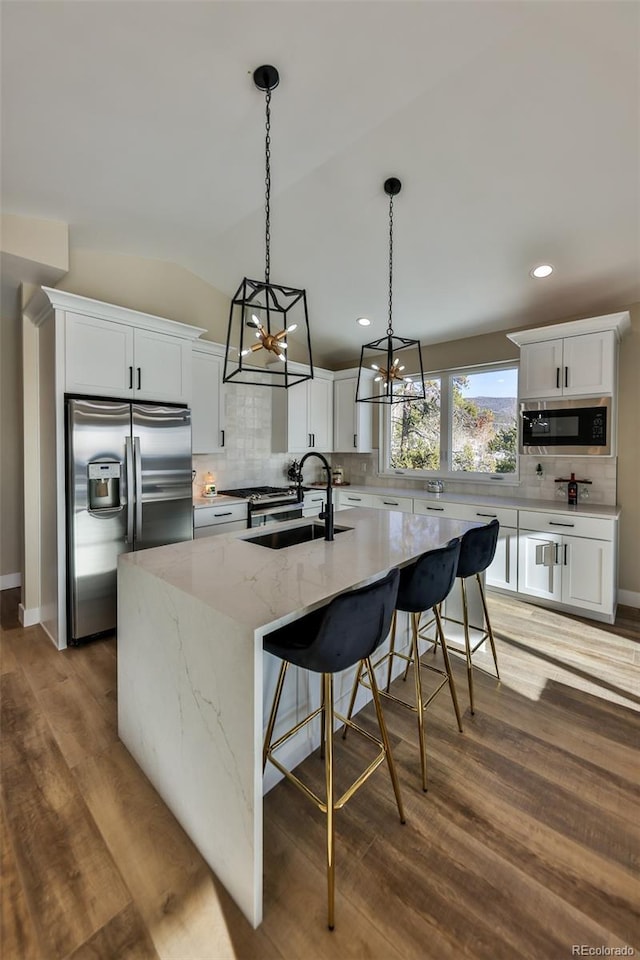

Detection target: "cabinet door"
[308, 377, 333, 452]
[562, 536, 614, 614]
[519, 340, 564, 399]
[287, 384, 311, 453]
[486, 527, 518, 592]
[65, 313, 134, 397]
[562, 331, 614, 397]
[134, 329, 191, 403]
[333, 378, 357, 451]
[517, 530, 562, 601]
[191, 352, 224, 453]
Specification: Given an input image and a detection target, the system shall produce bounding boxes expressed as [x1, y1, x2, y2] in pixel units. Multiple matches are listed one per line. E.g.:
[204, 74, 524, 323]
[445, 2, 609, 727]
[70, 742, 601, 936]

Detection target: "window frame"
[379, 360, 520, 483]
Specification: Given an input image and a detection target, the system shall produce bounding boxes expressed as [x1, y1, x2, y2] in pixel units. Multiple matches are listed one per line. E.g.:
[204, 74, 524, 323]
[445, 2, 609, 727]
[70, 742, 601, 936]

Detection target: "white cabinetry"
[508, 313, 630, 401]
[335, 490, 374, 510]
[193, 501, 248, 537]
[191, 342, 225, 454]
[518, 510, 616, 617]
[272, 370, 333, 453]
[333, 369, 375, 453]
[368, 493, 413, 513]
[64, 303, 204, 404]
[302, 490, 327, 517]
[519, 332, 615, 399]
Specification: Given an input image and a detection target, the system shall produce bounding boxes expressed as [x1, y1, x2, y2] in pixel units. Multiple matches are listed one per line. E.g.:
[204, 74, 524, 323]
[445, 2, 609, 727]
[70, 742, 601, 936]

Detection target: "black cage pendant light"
[356, 178, 425, 404]
[223, 65, 313, 388]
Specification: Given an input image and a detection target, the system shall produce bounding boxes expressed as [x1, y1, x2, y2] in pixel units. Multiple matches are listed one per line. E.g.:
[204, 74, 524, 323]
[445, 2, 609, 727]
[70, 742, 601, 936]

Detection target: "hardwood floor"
[1, 587, 638, 959]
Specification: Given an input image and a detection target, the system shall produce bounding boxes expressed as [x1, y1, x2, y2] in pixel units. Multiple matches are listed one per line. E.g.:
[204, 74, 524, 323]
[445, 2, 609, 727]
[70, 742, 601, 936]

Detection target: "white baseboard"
[18, 603, 41, 627]
[618, 589, 640, 610]
[1, 572, 21, 590]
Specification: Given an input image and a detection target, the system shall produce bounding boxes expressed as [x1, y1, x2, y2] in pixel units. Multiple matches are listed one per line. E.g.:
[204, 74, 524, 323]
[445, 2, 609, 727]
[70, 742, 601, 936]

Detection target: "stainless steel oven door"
[248, 503, 304, 528]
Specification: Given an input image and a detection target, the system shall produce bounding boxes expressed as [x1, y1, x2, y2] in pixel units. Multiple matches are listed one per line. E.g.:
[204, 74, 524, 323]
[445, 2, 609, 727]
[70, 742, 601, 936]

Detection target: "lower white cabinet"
[193, 501, 248, 537]
[336, 491, 374, 510]
[302, 490, 327, 517]
[485, 527, 518, 593]
[518, 523, 615, 617]
[368, 493, 413, 513]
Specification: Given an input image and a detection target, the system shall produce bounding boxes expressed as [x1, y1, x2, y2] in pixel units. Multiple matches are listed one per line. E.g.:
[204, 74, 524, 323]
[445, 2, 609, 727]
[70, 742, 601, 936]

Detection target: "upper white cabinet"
[518, 331, 615, 399]
[333, 369, 375, 453]
[191, 341, 226, 454]
[508, 312, 630, 400]
[59, 292, 205, 404]
[272, 369, 334, 454]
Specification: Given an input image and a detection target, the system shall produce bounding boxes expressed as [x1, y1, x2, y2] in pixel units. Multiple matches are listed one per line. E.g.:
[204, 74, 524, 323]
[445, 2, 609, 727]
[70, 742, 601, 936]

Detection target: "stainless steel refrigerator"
[66, 397, 193, 645]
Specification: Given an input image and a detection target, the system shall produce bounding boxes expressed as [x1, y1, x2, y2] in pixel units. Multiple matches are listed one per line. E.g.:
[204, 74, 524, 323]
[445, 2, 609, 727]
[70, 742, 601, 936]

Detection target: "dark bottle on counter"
[567, 473, 578, 506]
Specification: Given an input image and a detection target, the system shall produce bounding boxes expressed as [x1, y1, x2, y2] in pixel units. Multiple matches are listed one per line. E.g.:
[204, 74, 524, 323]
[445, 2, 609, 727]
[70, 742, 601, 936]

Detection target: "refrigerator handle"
[125, 437, 135, 544]
[134, 436, 143, 543]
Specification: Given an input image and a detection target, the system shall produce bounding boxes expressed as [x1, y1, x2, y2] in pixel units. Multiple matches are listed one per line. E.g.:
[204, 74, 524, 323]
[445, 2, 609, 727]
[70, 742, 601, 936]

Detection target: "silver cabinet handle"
[125, 437, 134, 544]
[476, 512, 497, 518]
[134, 436, 143, 542]
[549, 521, 575, 527]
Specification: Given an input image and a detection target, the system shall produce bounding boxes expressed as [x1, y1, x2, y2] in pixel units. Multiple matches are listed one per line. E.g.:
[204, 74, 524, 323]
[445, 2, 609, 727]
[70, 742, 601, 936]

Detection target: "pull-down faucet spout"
[297, 452, 334, 541]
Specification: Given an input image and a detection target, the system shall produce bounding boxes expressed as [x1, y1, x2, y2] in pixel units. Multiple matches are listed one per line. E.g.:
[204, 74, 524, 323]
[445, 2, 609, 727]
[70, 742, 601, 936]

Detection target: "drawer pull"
[476, 512, 497, 518]
[310, 497, 323, 502]
[549, 521, 575, 527]
[383, 501, 399, 506]
[347, 496, 361, 502]
[214, 511, 233, 518]
[426, 506, 444, 511]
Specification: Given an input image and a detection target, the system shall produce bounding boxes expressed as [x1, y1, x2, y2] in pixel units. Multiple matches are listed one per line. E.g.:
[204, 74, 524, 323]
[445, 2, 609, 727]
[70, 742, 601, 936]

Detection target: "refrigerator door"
[67, 398, 132, 643]
[132, 404, 193, 550]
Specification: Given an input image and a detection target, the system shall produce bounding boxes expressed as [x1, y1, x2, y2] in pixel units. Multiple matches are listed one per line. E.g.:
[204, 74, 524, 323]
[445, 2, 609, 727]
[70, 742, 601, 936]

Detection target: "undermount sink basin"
[243, 523, 352, 550]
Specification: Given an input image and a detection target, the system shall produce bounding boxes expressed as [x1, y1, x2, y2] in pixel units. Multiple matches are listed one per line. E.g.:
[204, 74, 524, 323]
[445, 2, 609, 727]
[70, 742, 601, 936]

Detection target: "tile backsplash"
[193, 384, 329, 492]
[192, 384, 616, 506]
[338, 453, 617, 505]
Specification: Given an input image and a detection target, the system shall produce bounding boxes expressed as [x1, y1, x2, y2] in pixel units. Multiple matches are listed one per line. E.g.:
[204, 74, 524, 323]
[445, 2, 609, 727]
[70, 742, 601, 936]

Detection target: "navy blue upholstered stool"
[345, 539, 463, 791]
[262, 567, 405, 930]
[435, 519, 500, 714]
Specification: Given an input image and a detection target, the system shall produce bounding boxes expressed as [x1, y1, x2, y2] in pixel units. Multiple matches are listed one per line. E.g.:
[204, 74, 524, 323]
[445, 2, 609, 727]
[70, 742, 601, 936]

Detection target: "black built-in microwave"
[520, 397, 611, 456]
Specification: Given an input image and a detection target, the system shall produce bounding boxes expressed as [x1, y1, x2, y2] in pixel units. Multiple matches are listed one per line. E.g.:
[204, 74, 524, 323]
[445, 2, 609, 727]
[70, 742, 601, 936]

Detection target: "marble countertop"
[193, 493, 249, 509]
[341, 484, 621, 520]
[119, 508, 475, 632]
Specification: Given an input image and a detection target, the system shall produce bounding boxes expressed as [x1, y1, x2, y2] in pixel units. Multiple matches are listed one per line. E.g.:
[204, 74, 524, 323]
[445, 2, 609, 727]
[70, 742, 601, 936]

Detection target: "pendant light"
[356, 178, 425, 404]
[224, 65, 314, 388]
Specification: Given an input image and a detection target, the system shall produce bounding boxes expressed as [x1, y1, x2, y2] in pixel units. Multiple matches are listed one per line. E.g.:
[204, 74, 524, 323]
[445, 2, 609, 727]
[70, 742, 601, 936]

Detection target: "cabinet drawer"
[194, 519, 247, 538]
[338, 491, 374, 509]
[413, 499, 461, 519]
[369, 494, 413, 512]
[194, 502, 248, 528]
[446, 503, 517, 528]
[518, 509, 614, 541]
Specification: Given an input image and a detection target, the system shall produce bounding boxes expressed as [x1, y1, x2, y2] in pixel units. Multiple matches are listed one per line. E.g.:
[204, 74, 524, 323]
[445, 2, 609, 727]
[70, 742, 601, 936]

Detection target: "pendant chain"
[387, 195, 394, 337]
[264, 88, 272, 285]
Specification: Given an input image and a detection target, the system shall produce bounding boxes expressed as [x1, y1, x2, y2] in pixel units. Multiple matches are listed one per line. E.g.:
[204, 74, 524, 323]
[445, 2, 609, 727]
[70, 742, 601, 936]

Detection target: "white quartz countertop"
[119, 508, 475, 632]
[342, 484, 621, 520]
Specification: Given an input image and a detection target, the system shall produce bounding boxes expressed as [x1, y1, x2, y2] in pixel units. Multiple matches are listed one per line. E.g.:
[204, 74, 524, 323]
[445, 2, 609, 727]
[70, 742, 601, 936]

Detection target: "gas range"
[218, 485, 300, 506]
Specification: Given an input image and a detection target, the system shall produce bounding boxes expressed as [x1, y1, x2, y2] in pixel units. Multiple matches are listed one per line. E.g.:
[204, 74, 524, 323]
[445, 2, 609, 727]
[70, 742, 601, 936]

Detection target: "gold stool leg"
[460, 578, 475, 715]
[434, 605, 463, 733]
[263, 660, 289, 772]
[320, 674, 326, 759]
[477, 573, 500, 680]
[411, 613, 428, 791]
[366, 656, 406, 823]
[342, 660, 364, 739]
[323, 673, 335, 930]
[385, 609, 398, 692]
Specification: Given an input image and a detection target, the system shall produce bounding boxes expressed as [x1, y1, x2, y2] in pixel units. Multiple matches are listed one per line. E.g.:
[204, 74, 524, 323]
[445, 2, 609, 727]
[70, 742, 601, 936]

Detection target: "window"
[384, 363, 518, 479]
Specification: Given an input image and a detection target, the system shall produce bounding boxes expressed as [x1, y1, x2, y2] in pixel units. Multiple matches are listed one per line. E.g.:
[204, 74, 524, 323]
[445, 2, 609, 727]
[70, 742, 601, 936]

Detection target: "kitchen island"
[117, 507, 476, 927]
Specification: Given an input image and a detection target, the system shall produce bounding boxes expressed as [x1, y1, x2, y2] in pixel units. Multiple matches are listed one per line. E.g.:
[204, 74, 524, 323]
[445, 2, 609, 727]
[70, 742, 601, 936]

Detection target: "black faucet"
[298, 451, 334, 541]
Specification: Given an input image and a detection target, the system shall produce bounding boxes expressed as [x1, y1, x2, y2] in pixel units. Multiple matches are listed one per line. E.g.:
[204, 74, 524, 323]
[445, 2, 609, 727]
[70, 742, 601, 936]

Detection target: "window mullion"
[440, 374, 451, 472]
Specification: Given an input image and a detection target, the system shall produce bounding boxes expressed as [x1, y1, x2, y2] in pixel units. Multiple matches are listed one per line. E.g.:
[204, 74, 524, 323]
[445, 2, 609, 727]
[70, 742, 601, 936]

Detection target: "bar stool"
[262, 567, 405, 930]
[344, 539, 463, 792]
[434, 519, 500, 714]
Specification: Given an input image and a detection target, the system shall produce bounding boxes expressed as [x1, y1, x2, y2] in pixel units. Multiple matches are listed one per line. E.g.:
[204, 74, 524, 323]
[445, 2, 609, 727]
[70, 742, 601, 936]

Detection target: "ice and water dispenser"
[88, 461, 122, 512]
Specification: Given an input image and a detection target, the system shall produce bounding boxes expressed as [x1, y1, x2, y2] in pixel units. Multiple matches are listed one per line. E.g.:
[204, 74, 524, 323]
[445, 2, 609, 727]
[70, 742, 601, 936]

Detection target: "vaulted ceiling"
[2, 1, 638, 364]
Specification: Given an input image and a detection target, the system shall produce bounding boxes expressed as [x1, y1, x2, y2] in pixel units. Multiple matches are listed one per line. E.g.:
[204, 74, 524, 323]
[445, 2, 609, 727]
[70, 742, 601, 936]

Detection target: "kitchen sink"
[243, 523, 352, 550]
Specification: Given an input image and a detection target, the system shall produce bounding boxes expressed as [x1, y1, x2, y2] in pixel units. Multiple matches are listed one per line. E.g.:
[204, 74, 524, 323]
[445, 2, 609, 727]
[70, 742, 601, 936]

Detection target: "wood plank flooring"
[1, 587, 638, 959]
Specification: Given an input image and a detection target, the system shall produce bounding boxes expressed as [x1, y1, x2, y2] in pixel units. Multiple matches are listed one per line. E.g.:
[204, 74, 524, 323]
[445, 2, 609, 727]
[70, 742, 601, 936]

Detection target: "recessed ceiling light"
[530, 264, 554, 278]
[356, 317, 371, 326]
